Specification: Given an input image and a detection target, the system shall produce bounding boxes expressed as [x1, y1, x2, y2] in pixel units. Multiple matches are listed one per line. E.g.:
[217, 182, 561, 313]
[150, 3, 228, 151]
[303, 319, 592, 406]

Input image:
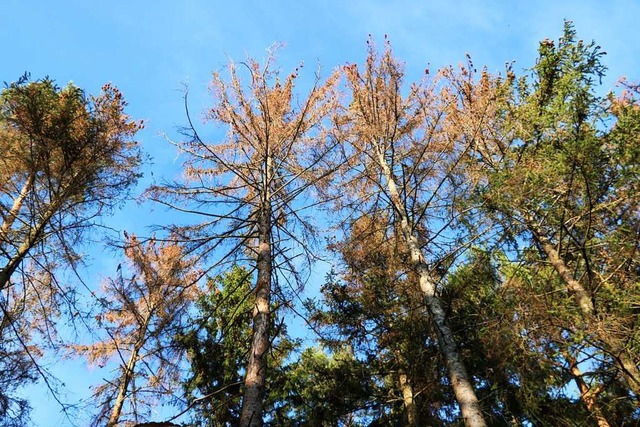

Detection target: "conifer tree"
[333, 39, 487, 426]
[74, 235, 199, 427]
[148, 50, 339, 426]
[0, 75, 142, 422]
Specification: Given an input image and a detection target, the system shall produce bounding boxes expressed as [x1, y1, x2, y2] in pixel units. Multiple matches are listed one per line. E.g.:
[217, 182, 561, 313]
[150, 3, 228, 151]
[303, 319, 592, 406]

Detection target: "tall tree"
[148, 50, 339, 426]
[0, 75, 142, 419]
[0, 75, 142, 291]
[74, 235, 199, 426]
[334, 39, 487, 426]
[178, 265, 297, 426]
[459, 22, 640, 403]
[310, 215, 445, 426]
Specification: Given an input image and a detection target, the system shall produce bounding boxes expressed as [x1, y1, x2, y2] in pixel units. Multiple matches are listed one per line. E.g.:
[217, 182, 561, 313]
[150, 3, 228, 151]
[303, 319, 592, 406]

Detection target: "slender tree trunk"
[398, 370, 420, 427]
[107, 342, 143, 427]
[0, 231, 41, 290]
[0, 173, 34, 239]
[377, 151, 487, 427]
[568, 357, 611, 427]
[528, 223, 640, 396]
[107, 315, 151, 427]
[240, 157, 273, 427]
[533, 229, 593, 315]
[0, 207, 55, 291]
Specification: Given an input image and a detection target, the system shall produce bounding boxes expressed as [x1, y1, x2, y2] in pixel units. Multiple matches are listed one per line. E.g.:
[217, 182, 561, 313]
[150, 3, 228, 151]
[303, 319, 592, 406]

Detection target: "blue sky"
[3, 0, 640, 425]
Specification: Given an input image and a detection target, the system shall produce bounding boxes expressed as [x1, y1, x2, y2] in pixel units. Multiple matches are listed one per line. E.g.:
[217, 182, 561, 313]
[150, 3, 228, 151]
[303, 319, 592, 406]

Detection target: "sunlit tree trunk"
[529, 224, 594, 315]
[568, 357, 611, 427]
[378, 151, 487, 427]
[107, 338, 145, 427]
[0, 173, 34, 238]
[398, 370, 419, 427]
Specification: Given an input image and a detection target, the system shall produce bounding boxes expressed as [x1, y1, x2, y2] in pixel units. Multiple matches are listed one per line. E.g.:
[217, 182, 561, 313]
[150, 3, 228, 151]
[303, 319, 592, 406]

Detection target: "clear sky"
[3, 1, 640, 425]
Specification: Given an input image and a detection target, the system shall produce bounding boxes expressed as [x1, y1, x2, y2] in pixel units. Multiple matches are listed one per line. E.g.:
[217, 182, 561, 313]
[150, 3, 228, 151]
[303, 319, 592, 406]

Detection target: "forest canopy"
[1, 22, 639, 427]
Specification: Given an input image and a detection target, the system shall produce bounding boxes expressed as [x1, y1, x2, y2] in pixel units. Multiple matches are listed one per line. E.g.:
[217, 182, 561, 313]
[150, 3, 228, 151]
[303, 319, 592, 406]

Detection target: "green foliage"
[280, 347, 375, 426]
[3, 23, 640, 427]
[446, 249, 582, 425]
[462, 21, 639, 418]
[307, 215, 454, 425]
[177, 266, 299, 426]
[178, 266, 254, 425]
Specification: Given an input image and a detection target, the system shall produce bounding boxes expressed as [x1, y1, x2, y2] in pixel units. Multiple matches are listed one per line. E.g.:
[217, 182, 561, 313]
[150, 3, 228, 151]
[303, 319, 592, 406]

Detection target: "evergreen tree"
[178, 265, 298, 426]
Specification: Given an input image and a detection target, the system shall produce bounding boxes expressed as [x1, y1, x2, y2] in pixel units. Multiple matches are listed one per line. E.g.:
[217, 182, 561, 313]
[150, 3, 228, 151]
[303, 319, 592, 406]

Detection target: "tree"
[463, 22, 640, 402]
[148, 50, 339, 426]
[309, 215, 446, 426]
[178, 265, 298, 426]
[74, 235, 199, 427]
[0, 74, 142, 420]
[333, 38, 487, 426]
[452, 22, 640, 421]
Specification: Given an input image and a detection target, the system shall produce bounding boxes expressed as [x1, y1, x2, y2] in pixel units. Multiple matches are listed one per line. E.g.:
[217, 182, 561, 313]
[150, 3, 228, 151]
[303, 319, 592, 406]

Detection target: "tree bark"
[528, 222, 640, 396]
[568, 357, 611, 427]
[398, 370, 420, 427]
[0, 204, 56, 292]
[240, 157, 273, 427]
[107, 315, 151, 427]
[107, 344, 141, 427]
[532, 228, 594, 315]
[0, 173, 34, 239]
[377, 151, 487, 427]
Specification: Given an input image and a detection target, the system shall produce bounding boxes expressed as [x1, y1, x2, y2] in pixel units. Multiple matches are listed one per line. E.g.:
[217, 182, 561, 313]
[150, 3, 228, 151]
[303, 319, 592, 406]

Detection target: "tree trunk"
[0, 204, 56, 291]
[568, 357, 611, 427]
[0, 173, 34, 239]
[107, 346, 140, 427]
[533, 229, 594, 315]
[617, 351, 640, 397]
[398, 370, 420, 427]
[239, 164, 273, 427]
[107, 318, 150, 427]
[0, 228, 43, 290]
[377, 151, 487, 427]
[529, 223, 640, 396]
